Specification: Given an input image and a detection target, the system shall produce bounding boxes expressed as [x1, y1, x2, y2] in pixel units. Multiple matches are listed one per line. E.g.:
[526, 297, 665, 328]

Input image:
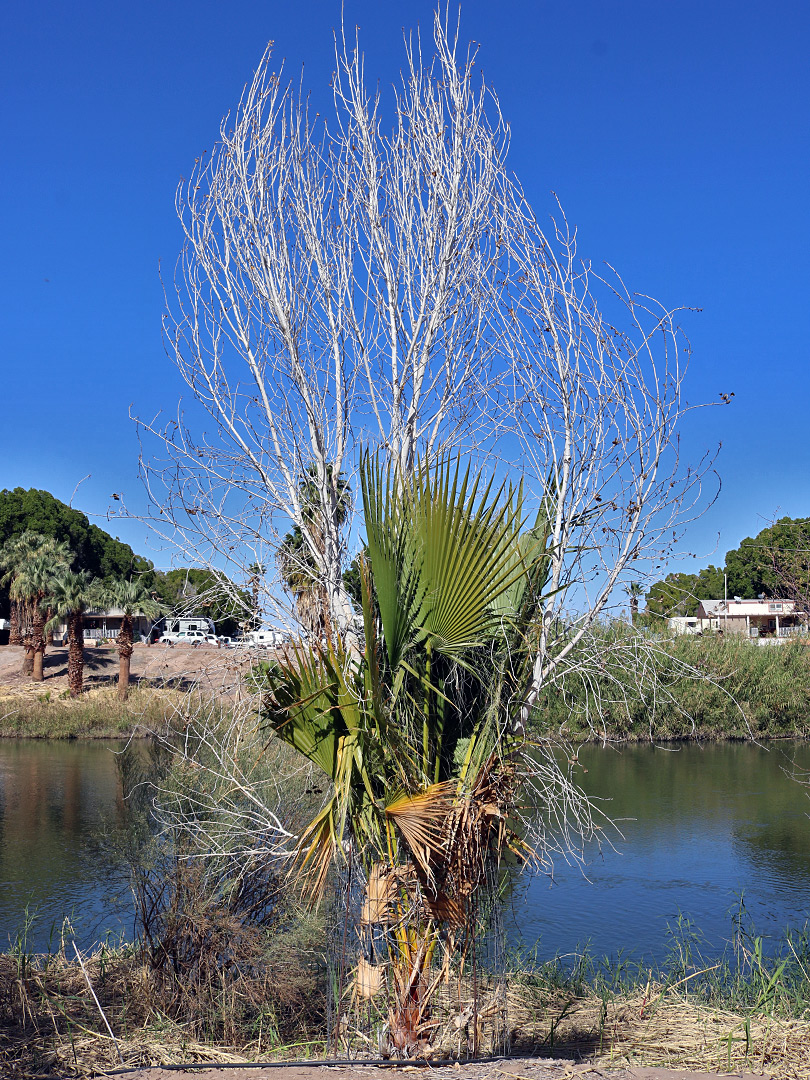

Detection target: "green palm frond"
[42, 569, 97, 632]
[361, 452, 536, 668]
[361, 454, 420, 671]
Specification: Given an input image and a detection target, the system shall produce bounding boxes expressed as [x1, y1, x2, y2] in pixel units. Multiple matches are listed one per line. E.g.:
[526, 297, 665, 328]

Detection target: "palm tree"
[277, 465, 351, 636]
[625, 581, 645, 623]
[102, 580, 168, 701]
[246, 562, 266, 632]
[1, 532, 72, 663]
[259, 455, 558, 1054]
[11, 554, 59, 681]
[44, 570, 98, 697]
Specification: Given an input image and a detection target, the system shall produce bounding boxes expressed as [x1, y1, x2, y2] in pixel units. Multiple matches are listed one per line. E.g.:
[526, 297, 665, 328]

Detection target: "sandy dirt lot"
[0, 642, 261, 700]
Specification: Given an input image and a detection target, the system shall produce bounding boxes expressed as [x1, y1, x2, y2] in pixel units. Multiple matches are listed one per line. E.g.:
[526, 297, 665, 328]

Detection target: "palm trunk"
[32, 604, 46, 682]
[117, 615, 134, 701]
[45, 607, 55, 645]
[9, 600, 21, 646]
[21, 601, 34, 675]
[67, 612, 85, 698]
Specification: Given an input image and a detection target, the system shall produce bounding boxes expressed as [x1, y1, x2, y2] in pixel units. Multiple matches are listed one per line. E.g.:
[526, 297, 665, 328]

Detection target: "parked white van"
[243, 629, 287, 647]
[160, 616, 216, 637]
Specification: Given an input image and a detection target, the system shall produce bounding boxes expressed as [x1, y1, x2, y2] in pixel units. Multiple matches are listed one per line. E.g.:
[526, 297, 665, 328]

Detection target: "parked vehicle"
[242, 629, 287, 647]
[156, 616, 217, 641]
[159, 629, 218, 645]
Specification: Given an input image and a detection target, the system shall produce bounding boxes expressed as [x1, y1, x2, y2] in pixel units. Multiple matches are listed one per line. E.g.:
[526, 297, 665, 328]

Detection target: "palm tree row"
[1, 532, 166, 699]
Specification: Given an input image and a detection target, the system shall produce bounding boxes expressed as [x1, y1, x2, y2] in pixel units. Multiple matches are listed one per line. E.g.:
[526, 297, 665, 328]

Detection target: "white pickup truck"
[158, 629, 219, 645]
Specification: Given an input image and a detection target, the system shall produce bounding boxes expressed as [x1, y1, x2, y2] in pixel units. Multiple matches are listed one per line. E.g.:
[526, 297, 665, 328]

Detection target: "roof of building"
[697, 598, 798, 617]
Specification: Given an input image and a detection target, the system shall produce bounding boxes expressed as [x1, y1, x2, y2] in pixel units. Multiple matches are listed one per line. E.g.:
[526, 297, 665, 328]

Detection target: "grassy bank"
[534, 634, 810, 742]
[4, 633, 810, 744]
[0, 686, 181, 738]
[4, 916, 810, 1078]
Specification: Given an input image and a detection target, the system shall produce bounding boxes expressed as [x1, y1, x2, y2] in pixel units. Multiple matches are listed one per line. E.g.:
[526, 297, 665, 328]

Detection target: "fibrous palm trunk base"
[326, 859, 510, 1062]
[31, 610, 46, 682]
[67, 613, 84, 698]
[9, 601, 21, 647]
[117, 619, 134, 702]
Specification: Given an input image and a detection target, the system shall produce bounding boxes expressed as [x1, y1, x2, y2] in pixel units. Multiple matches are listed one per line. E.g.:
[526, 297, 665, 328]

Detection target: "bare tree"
[125, 6, 725, 834]
[497, 197, 718, 728]
[134, 10, 513, 633]
[132, 7, 717, 654]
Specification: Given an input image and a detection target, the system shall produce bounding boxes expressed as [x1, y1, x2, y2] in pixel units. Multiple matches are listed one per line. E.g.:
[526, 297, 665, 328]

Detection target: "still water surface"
[0, 740, 130, 952]
[1, 739, 809, 960]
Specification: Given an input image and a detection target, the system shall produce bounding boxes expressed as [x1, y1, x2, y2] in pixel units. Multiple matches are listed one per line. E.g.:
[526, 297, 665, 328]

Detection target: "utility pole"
[724, 573, 728, 634]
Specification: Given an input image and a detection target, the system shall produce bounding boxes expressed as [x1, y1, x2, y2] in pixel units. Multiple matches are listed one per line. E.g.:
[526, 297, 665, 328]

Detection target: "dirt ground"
[124, 1059, 769, 1080]
[0, 642, 261, 700]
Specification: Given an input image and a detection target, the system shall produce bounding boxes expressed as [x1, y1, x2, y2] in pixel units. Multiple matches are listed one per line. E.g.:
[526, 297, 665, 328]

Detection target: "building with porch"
[51, 608, 157, 643]
[696, 598, 807, 639]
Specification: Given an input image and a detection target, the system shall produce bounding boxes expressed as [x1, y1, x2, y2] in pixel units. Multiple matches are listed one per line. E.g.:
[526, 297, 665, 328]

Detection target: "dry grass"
[505, 981, 810, 1080]
[4, 946, 810, 1078]
[0, 685, 183, 738]
[0, 935, 325, 1077]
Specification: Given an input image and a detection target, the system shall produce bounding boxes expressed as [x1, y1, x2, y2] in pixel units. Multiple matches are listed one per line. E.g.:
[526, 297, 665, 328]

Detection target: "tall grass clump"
[96, 731, 328, 1047]
[532, 624, 810, 742]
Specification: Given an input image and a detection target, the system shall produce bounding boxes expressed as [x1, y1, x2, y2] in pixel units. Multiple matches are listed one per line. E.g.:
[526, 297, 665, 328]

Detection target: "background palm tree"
[44, 569, 98, 697]
[625, 581, 645, 623]
[103, 579, 168, 700]
[277, 465, 351, 637]
[246, 562, 266, 632]
[0, 532, 71, 653]
[11, 553, 63, 681]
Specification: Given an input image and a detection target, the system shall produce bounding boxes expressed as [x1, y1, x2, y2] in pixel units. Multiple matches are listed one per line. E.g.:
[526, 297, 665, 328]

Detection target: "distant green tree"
[645, 573, 701, 618]
[644, 519, 810, 616]
[695, 563, 726, 599]
[765, 518, 810, 610]
[0, 488, 156, 619]
[154, 568, 247, 636]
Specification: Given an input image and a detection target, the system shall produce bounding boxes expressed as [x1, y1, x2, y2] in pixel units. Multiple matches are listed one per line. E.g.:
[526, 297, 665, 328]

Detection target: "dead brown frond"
[385, 782, 456, 882]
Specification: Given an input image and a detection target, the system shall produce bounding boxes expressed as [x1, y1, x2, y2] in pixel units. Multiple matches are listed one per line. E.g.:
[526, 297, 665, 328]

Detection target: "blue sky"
[2, 0, 808, 573]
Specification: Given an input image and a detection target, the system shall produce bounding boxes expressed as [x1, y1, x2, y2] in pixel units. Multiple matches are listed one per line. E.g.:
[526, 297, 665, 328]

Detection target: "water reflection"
[0, 741, 130, 952]
[1, 739, 810, 962]
[518, 741, 810, 962]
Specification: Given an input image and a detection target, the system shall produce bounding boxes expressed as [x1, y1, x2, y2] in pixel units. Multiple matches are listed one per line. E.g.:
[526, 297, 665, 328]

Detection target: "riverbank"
[0, 643, 252, 737]
[4, 636, 810, 744]
[3, 937, 808, 1078]
[533, 635, 810, 743]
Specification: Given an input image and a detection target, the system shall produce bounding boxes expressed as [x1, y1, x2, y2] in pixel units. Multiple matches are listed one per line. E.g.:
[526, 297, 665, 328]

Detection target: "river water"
[1, 739, 809, 960]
